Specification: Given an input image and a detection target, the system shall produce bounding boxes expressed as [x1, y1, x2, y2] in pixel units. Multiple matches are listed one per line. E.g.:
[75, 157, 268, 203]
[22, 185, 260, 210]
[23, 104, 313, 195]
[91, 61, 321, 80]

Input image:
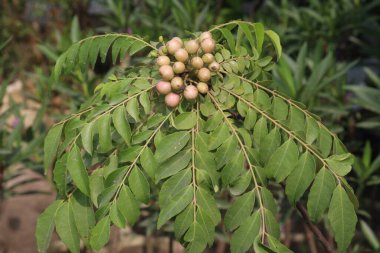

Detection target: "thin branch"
[296, 202, 336, 253]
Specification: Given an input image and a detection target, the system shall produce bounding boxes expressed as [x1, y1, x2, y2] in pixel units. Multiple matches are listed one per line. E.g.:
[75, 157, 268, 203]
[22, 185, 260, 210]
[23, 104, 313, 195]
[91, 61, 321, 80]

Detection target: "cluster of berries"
[155, 32, 220, 107]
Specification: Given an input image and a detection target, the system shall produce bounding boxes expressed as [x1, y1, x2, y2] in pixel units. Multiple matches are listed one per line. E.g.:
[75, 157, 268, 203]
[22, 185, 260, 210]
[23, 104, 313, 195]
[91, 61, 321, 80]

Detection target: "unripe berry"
[201, 38, 215, 53]
[198, 68, 211, 82]
[184, 85, 198, 101]
[185, 40, 200, 54]
[156, 81, 171, 95]
[159, 36, 164, 42]
[197, 82, 209, 94]
[191, 57, 203, 69]
[167, 40, 181, 55]
[199, 32, 212, 42]
[208, 61, 220, 72]
[174, 48, 189, 62]
[202, 53, 214, 64]
[159, 65, 174, 81]
[156, 55, 170, 66]
[165, 93, 181, 108]
[173, 62, 186, 74]
[158, 46, 167, 56]
[171, 76, 184, 91]
[172, 37, 183, 46]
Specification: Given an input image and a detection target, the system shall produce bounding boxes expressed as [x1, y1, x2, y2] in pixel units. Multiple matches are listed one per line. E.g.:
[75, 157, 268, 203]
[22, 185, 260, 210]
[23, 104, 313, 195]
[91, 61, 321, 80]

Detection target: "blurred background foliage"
[1, 0, 380, 252]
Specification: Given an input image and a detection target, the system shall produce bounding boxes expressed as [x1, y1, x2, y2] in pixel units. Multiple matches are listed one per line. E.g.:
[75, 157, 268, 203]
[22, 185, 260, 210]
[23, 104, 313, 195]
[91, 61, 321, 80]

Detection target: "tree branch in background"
[295, 203, 336, 253]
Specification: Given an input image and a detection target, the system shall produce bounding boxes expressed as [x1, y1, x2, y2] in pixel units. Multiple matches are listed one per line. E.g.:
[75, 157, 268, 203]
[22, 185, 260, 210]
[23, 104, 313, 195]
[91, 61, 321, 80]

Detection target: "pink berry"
[159, 65, 174, 81]
[156, 81, 171, 95]
[165, 93, 181, 108]
[184, 85, 198, 101]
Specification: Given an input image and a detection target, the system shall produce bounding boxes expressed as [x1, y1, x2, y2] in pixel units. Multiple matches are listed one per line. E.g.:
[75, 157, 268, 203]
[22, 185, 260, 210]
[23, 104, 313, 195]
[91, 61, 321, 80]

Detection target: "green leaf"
[112, 106, 132, 145]
[90, 216, 111, 250]
[55, 202, 80, 253]
[265, 30, 282, 60]
[126, 97, 140, 122]
[110, 202, 126, 228]
[318, 127, 332, 158]
[97, 113, 113, 152]
[71, 191, 95, 245]
[266, 139, 299, 182]
[307, 168, 336, 222]
[286, 152, 316, 205]
[230, 170, 251, 196]
[156, 149, 191, 182]
[244, 109, 257, 130]
[219, 28, 235, 53]
[140, 147, 157, 180]
[261, 187, 277, 215]
[173, 112, 197, 130]
[159, 169, 192, 207]
[230, 211, 260, 253]
[117, 186, 140, 226]
[67, 145, 90, 196]
[196, 187, 221, 225]
[36, 200, 61, 253]
[53, 154, 68, 197]
[225, 191, 255, 231]
[89, 169, 104, 207]
[157, 185, 193, 228]
[326, 153, 354, 176]
[222, 150, 244, 186]
[154, 131, 190, 163]
[129, 166, 150, 204]
[272, 97, 288, 121]
[305, 117, 319, 144]
[185, 240, 207, 253]
[208, 124, 229, 151]
[215, 135, 238, 169]
[328, 185, 357, 253]
[263, 208, 280, 239]
[288, 107, 305, 134]
[195, 151, 218, 188]
[253, 23, 265, 54]
[260, 127, 281, 164]
[139, 91, 151, 114]
[81, 122, 95, 154]
[44, 124, 64, 174]
[253, 117, 267, 146]
[174, 204, 194, 239]
[267, 234, 293, 253]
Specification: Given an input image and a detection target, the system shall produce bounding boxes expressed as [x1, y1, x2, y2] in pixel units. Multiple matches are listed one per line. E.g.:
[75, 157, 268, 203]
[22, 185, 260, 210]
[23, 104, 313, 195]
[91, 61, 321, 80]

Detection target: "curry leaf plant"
[36, 21, 357, 253]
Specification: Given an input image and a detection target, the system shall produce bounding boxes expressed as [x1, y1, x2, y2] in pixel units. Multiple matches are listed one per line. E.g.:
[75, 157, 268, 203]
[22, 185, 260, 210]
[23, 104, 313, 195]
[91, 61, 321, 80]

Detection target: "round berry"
[199, 32, 212, 42]
[165, 93, 181, 108]
[191, 57, 203, 69]
[185, 40, 200, 54]
[156, 81, 171, 95]
[201, 38, 215, 53]
[208, 61, 220, 72]
[174, 48, 189, 62]
[156, 55, 170, 66]
[171, 76, 184, 91]
[198, 68, 211, 82]
[184, 85, 199, 101]
[173, 61, 186, 74]
[172, 37, 183, 46]
[159, 65, 174, 81]
[202, 53, 214, 64]
[167, 40, 181, 55]
[197, 82, 209, 94]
